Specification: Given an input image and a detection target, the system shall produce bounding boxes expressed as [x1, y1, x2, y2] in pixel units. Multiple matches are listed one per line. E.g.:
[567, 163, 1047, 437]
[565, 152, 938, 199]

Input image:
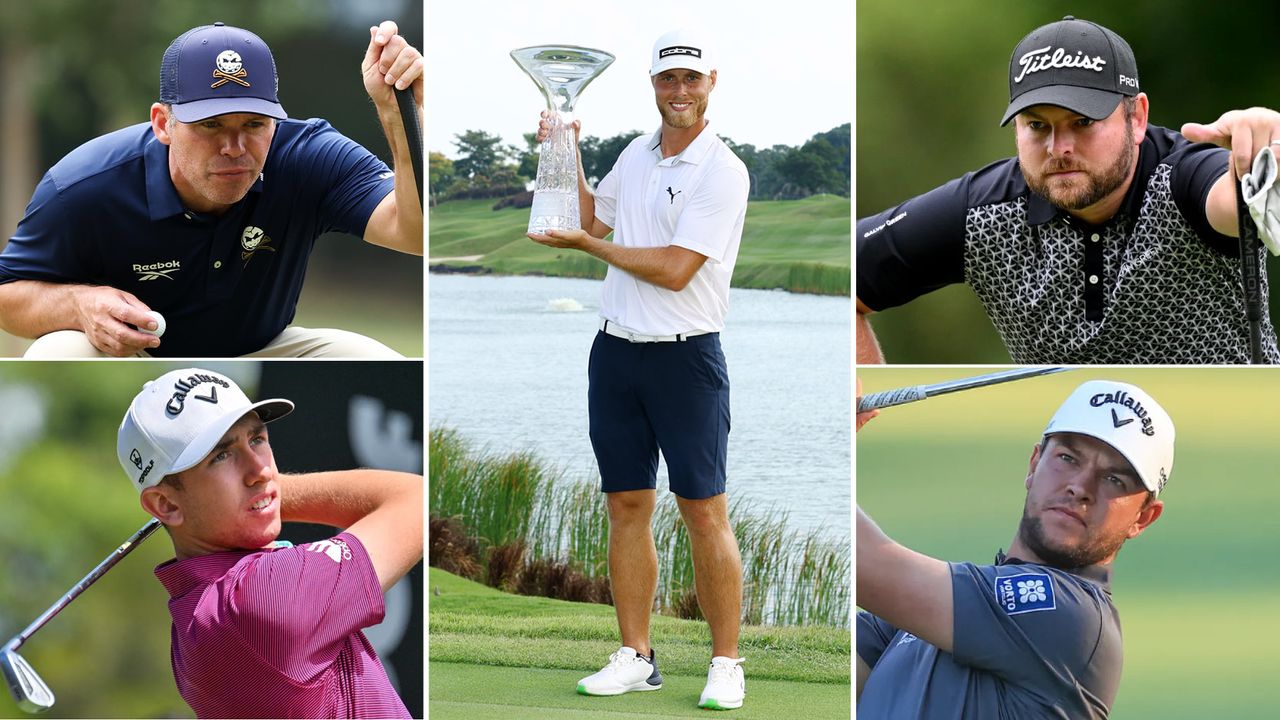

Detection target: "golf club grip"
[1235, 163, 1264, 363]
[395, 86, 424, 207]
[858, 386, 928, 412]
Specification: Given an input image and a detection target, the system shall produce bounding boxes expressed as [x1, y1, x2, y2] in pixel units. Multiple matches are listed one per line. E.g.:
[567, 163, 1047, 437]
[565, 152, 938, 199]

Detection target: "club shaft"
[858, 367, 1067, 412]
[395, 87, 424, 207]
[6, 519, 161, 653]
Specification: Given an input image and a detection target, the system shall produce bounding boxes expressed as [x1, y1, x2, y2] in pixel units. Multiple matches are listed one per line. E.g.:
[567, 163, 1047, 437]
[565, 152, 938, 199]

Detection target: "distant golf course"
[429, 569, 851, 719]
[428, 196, 851, 296]
[856, 368, 1280, 719]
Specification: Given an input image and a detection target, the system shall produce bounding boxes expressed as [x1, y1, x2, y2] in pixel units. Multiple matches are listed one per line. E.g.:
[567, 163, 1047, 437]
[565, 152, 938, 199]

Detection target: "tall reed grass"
[430, 427, 850, 627]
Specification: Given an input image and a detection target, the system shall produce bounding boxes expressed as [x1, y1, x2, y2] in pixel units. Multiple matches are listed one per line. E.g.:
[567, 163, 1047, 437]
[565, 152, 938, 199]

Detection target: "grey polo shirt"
[857, 553, 1121, 719]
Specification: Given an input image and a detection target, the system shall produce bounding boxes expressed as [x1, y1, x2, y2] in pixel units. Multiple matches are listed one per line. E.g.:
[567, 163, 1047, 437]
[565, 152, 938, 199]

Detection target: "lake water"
[429, 274, 851, 540]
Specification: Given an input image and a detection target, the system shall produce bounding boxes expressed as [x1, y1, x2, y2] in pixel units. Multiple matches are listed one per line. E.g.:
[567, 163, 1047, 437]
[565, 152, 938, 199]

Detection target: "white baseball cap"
[1043, 380, 1174, 495]
[649, 29, 714, 76]
[117, 368, 294, 492]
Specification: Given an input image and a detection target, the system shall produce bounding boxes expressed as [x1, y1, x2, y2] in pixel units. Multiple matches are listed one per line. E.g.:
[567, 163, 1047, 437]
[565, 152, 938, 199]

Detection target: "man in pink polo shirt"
[116, 367, 422, 718]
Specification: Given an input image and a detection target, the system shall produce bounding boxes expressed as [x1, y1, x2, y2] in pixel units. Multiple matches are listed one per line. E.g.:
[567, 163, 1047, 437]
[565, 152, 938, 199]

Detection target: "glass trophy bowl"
[511, 45, 615, 234]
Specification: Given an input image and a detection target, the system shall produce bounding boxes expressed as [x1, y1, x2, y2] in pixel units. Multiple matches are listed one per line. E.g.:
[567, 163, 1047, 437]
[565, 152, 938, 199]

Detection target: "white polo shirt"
[594, 121, 749, 335]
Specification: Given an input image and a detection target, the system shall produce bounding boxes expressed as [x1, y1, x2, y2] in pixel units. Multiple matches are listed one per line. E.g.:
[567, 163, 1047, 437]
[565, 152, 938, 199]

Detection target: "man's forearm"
[372, 101, 424, 254]
[280, 469, 420, 529]
[856, 310, 885, 363]
[577, 235, 703, 292]
[0, 280, 82, 338]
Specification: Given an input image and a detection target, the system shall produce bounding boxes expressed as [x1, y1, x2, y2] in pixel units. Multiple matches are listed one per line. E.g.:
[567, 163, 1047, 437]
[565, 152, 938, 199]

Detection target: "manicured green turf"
[431, 663, 851, 719]
[429, 569, 851, 718]
[428, 196, 851, 295]
[856, 368, 1280, 719]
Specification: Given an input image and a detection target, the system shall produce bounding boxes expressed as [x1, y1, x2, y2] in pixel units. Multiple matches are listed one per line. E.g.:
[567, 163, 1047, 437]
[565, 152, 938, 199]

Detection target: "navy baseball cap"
[160, 22, 287, 123]
[1000, 16, 1139, 126]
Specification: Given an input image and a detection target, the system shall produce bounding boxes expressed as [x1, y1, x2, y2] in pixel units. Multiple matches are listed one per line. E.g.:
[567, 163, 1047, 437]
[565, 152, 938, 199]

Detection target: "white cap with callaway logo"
[117, 368, 294, 492]
[1043, 380, 1175, 495]
[649, 28, 714, 76]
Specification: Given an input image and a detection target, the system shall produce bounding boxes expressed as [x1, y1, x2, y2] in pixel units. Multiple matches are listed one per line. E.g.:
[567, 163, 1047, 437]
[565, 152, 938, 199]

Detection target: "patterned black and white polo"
[857, 125, 1278, 363]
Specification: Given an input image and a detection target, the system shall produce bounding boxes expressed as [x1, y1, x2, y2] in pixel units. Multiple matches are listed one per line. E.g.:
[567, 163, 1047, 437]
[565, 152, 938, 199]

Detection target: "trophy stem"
[528, 110, 580, 234]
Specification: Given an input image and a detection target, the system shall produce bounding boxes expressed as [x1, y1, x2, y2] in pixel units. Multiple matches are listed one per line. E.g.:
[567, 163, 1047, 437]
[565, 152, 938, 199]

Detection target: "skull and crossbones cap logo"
[160, 22, 287, 123]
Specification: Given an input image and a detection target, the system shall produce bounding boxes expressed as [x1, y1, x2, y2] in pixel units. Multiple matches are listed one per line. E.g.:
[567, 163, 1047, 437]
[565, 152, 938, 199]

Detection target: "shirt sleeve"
[0, 172, 100, 285]
[670, 165, 749, 263]
[856, 610, 898, 668]
[285, 119, 396, 238]
[950, 562, 1115, 698]
[224, 532, 385, 680]
[1169, 142, 1235, 256]
[855, 174, 970, 310]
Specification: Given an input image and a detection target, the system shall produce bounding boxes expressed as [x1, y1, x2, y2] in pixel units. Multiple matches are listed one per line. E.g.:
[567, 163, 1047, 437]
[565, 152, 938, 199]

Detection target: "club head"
[1, 649, 54, 713]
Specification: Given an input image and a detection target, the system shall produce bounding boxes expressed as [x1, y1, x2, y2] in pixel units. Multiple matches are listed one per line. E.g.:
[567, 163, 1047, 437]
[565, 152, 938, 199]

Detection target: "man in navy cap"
[857, 16, 1280, 364]
[0, 20, 422, 357]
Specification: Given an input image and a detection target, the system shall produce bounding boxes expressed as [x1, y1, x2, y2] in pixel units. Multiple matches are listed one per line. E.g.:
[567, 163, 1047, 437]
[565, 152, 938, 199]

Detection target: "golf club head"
[1, 649, 54, 713]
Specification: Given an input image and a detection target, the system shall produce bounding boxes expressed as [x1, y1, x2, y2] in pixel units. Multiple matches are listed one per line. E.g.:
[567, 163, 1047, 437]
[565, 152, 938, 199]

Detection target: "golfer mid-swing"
[529, 28, 750, 710]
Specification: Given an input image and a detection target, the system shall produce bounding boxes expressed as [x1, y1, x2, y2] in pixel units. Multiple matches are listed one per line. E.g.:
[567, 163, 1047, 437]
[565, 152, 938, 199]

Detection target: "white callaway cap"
[649, 28, 714, 76]
[1043, 380, 1174, 495]
[118, 368, 294, 492]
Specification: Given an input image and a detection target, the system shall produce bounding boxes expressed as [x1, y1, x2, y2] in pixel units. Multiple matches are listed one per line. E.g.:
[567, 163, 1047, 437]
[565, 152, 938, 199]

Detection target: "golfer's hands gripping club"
[361, 21, 423, 109]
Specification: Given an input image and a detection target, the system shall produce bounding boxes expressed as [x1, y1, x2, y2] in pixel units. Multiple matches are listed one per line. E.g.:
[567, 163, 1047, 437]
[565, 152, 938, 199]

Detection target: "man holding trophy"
[524, 28, 751, 711]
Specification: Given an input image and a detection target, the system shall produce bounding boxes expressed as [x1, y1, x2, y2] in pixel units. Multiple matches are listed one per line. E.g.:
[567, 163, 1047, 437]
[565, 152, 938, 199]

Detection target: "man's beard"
[657, 96, 708, 129]
[1024, 120, 1135, 211]
[1017, 505, 1126, 568]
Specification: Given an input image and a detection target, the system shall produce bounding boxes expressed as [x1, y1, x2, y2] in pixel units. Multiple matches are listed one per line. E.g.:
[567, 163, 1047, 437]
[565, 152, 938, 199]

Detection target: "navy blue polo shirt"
[0, 118, 394, 356]
[857, 124, 1279, 363]
[857, 553, 1122, 719]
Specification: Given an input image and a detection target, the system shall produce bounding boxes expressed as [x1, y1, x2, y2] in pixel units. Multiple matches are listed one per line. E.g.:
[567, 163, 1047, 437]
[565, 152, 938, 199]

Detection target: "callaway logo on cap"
[1000, 16, 1139, 126]
[1043, 380, 1174, 495]
[160, 22, 288, 123]
[117, 368, 294, 491]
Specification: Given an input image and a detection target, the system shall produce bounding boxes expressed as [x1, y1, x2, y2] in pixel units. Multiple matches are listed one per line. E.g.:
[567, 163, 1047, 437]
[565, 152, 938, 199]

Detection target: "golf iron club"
[858, 367, 1069, 413]
[3, 519, 161, 713]
[1236, 161, 1264, 364]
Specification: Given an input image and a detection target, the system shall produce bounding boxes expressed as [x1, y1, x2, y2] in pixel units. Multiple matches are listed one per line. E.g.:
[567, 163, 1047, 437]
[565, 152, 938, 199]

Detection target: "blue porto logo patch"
[995, 572, 1057, 615]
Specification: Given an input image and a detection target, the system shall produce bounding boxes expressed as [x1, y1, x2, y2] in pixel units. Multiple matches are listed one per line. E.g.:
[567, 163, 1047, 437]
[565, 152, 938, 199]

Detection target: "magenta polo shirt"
[154, 532, 410, 718]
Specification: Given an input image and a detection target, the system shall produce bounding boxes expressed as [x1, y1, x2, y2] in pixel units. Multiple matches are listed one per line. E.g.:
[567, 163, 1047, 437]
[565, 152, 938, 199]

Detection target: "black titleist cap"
[1000, 16, 1139, 127]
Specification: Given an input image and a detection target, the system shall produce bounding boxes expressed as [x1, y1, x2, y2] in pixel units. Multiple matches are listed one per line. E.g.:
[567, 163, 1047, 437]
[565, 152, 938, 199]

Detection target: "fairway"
[429, 569, 851, 718]
[428, 196, 851, 295]
[856, 367, 1280, 718]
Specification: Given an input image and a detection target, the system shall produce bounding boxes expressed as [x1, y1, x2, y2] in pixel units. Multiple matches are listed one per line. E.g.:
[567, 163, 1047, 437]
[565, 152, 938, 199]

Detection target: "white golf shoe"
[577, 646, 663, 696]
[698, 656, 745, 710]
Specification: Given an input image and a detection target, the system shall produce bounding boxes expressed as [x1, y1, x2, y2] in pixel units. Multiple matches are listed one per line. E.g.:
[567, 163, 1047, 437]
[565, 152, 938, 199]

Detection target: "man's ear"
[140, 485, 183, 527]
[150, 103, 174, 145]
[1026, 442, 1043, 490]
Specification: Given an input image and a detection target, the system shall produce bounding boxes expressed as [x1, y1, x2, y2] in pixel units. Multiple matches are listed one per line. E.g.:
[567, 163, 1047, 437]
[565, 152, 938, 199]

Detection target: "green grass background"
[429, 568, 851, 718]
[856, 367, 1280, 719]
[428, 196, 851, 296]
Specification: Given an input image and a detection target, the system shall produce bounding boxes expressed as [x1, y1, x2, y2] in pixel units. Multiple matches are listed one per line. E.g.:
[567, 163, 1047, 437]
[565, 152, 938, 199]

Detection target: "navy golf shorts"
[587, 330, 730, 499]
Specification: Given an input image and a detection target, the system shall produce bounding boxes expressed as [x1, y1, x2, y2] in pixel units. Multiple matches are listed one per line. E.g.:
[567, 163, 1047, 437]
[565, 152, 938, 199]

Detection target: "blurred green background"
[856, 367, 1280, 718]
[0, 363, 257, 717]
[856, 0, 1280, 362]
[0, 0, 423, 357]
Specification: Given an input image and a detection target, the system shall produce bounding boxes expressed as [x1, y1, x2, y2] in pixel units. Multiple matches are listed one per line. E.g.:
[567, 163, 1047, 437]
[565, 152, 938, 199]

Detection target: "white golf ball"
[143, 311, 166, 338]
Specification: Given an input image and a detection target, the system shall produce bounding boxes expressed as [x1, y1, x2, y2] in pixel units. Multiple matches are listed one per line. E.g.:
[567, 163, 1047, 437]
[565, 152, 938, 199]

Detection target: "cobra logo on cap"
[659, 46, 701, 59]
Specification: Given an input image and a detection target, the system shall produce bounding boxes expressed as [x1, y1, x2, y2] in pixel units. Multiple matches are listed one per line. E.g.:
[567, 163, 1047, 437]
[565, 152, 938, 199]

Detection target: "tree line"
[429, 123, 850, 206]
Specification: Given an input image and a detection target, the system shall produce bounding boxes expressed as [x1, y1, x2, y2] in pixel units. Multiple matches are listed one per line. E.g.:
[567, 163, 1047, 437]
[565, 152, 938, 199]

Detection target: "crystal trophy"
[511, 45, 615, 234]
